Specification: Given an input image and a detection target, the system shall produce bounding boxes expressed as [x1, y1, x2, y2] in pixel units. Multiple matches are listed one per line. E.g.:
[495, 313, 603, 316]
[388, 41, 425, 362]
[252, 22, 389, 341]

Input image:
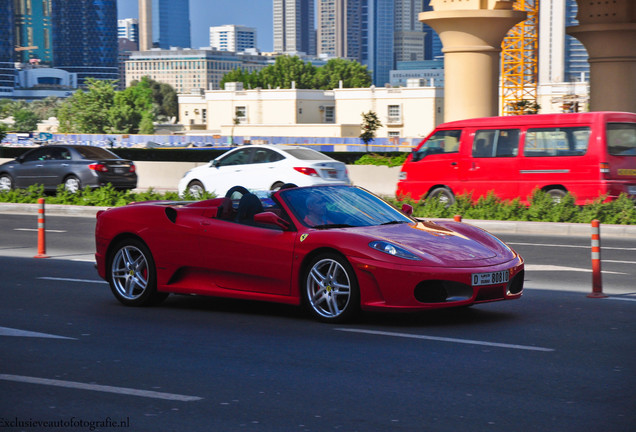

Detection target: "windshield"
[75, 146, 120, 160]
[607, 123, 636, 156]
[283, 148, 334, 161]
[279, 186, 413, 228]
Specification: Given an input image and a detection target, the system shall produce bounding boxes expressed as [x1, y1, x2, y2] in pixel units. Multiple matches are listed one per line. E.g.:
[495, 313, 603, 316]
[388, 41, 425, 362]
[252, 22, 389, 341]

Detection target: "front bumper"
[349, 255, 524, 311]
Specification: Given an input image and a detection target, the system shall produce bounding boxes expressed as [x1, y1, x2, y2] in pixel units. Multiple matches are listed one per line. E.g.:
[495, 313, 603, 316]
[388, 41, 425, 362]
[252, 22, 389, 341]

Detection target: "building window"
[235, 106, 247, 123]
[388, 105, 401, 124]
[324, 106, 335, 123]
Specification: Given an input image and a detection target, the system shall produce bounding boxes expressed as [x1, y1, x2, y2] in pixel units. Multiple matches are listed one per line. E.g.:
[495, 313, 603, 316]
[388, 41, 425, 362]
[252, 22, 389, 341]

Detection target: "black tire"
[303, 253, 360, 323]
[0, 174, 13, 191]
[107, 238, 168, 306]
[225, 185, 249, 199]
[186, 180, 205, 198]
[63, 175, 81, 193]
[270, 181, 285, 191]
[428, 187, 455, 206]
[546, 188, 567, 203]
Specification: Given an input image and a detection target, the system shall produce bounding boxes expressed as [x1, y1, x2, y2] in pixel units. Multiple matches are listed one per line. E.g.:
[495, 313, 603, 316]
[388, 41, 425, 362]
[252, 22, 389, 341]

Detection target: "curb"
[2, 202, 635, 239]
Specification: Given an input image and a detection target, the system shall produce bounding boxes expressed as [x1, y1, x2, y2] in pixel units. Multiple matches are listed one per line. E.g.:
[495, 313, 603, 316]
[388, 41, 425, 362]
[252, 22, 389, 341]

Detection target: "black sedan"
[0, 145, 137, 193]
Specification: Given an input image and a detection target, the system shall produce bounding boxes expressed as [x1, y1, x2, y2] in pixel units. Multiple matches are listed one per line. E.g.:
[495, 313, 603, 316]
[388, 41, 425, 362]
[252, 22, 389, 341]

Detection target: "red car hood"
[350, 220, 512, 265]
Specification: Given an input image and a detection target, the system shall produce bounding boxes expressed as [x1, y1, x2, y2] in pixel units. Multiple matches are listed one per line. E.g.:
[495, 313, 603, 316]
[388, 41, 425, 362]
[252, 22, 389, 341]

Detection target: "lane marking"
[38, 277, 107, 284]
[0, 326, 76, 340]
[14, 228, 67, 233]
[524, 264, 627, 275]
[508, 242, 636, 251]
[335, 328, 554, 352]
[0, 374, 202, 402]
[606, 297, 636, 302]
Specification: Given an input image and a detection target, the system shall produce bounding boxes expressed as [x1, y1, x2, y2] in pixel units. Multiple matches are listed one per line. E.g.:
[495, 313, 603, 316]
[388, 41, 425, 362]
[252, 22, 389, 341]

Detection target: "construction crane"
[500, 0, 539, 116]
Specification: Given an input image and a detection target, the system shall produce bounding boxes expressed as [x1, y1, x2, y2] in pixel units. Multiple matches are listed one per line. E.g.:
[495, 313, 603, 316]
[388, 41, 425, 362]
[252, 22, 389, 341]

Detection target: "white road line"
[14, 228, 67, 233]
[606, 297, 636, 302]
[507, 242, 636, 251]
[0, 326, 76, 340]
[335, 328, 554, 352]
[524, 264, 627, 275]
[38, 277, 107, 284]
[0, 374, 202, 402]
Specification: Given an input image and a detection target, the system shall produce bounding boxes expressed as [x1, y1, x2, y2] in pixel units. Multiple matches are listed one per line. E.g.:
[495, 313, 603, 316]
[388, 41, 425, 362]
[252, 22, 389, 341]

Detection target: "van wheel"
[428, 187, 455, 206]
[546, 189, 567, 203]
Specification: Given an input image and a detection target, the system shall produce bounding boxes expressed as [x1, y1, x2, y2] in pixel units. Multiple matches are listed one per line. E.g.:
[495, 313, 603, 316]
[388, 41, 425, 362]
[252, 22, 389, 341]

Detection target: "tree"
[57, 78, 155, 134]
[314, 58, 372, 89]
[57, 78, 117, 133]
[360, 111, 382, 151]
[13, 109, 40, 132]
[131, 77, 178, 120]
[220, 56, 371, 91]
[0, 123, 8, 143]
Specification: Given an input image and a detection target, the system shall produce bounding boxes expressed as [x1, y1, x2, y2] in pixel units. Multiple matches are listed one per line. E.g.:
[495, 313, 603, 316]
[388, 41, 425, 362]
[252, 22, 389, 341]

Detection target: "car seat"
[235, 193, 264, 225]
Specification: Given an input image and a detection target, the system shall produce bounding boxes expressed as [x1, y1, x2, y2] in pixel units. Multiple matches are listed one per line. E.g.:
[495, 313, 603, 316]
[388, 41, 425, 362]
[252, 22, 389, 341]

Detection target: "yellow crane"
[500, 0, 539, 116]
[15, 46, 38, 51]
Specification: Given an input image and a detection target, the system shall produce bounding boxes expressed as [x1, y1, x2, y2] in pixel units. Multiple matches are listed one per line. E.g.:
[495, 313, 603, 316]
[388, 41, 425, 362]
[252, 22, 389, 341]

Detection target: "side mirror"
[401, 204, 413, 216]
[253, 212, 290, 230]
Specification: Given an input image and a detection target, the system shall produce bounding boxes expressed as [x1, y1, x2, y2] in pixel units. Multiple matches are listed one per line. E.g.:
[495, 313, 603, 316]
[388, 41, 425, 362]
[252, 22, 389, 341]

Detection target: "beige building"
[125, 48, 268, 93]
[179, 82, 444, 140]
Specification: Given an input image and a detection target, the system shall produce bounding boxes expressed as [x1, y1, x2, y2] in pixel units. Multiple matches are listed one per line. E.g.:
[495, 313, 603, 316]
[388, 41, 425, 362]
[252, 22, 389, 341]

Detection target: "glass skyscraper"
[0, 0, 16, 94]
[273, 0, 315, 55]
[364, 0, 394, 86]
[51, 0, 118, 86]
[564, 0, 589, 81]
[152, 0, 191, 49]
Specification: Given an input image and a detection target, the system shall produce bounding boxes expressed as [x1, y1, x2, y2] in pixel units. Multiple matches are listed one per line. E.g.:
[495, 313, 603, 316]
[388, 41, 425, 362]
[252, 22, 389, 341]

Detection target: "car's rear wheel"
[108, 238, 167, 306]
[546, 188, 567, 203]
[304, 253, 359, 323]
[186, 180, 205, 198]
[64, 175, 81, 193]
[0, 174, 13, 191]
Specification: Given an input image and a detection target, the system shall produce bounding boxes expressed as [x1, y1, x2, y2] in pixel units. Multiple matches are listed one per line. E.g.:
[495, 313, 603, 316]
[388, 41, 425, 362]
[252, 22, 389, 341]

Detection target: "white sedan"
[178, 144, 350, 197]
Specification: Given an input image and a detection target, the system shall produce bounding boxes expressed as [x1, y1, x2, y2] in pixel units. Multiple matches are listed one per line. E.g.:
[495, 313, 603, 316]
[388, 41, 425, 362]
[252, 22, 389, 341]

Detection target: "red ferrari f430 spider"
[95, 185, 524, 322]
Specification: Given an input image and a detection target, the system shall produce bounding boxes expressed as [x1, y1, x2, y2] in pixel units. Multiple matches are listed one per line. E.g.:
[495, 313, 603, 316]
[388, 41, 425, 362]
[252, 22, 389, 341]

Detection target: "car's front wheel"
[186, 180, 205, 198]
[304, 253, 360, 323]
[0, 174, 13, 191]
[108, 238, 167, 306]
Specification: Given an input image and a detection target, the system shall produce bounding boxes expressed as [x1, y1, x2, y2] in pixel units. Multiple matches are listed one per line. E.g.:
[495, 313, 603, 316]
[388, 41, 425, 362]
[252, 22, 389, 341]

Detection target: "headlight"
[369, 241, 421, 260]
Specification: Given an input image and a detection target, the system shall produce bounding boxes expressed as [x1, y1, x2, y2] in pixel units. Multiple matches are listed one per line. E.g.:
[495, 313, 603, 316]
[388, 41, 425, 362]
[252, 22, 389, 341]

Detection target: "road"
[1, 214, 635, 431]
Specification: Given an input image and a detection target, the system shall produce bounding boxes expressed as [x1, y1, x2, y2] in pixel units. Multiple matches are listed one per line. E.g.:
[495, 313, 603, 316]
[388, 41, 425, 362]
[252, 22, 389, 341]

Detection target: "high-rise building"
[51, 0, 118, 86]
[210, 25, 257, 53]
[139, 0, 191, 49]
[394, 0, 425, 62]
[0, 0, 16, 94]
[118, 18, 139, 43]
[420, 2, 442, 61]
[273, 0, 316, 55]
[538, 0, 589, 84]
[13, 0, 53, 65]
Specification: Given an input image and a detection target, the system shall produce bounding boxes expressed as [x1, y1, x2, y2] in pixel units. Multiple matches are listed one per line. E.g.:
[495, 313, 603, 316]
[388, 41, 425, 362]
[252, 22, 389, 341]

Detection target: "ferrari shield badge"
[300, 234, 308, 242]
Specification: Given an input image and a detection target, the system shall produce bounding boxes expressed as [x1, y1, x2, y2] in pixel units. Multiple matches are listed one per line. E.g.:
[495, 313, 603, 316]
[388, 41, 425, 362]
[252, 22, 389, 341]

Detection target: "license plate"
[326, 170, 338, 178]
[114, 167, 125, 174]
[471, 270, 509, 286]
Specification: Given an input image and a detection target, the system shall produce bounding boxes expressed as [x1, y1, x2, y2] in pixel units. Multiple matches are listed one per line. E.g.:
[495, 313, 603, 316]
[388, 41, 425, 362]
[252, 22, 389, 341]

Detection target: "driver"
[303, 194, 332, 227]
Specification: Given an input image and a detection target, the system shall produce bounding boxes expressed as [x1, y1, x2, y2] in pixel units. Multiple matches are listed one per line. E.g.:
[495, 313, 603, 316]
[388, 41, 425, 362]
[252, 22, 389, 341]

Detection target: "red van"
[396, 112, 636, 205]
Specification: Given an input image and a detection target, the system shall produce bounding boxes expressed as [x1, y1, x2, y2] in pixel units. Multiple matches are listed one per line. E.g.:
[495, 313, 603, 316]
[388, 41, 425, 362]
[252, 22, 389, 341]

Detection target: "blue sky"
[117, 0, 274, 51]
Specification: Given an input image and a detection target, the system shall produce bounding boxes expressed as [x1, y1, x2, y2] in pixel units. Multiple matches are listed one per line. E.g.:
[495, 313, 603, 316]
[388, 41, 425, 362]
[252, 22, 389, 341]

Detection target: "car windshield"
[75, 146, 120, 160]
[279, 185, 413, 228]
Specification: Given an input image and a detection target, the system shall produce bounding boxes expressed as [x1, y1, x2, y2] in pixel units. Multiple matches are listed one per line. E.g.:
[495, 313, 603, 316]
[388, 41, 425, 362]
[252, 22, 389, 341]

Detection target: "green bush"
[1, 184, 634, 225]
[387, 189, 636, 225]
[353, 152, 408, 167]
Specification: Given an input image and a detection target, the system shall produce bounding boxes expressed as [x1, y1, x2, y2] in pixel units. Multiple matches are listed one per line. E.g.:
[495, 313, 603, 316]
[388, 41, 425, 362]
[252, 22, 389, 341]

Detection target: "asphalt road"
[1, 214, 635, 432]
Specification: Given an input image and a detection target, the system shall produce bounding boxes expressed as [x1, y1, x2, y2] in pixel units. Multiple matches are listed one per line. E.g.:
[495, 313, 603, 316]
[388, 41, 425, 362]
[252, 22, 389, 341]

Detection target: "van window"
[472, 129, 519, 158]
[524, 127, 591, 157]
[412, 129, 461, 162]
[607, 123, 636, 156]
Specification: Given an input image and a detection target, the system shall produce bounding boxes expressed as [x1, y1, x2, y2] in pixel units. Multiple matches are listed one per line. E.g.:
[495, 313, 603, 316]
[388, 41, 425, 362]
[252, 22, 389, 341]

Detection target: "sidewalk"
[2, 201, 635, 239]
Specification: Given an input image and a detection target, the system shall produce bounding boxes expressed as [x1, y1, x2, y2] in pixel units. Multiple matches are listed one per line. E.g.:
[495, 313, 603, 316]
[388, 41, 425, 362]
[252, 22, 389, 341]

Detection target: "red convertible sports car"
[95, 185, 524, 322]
